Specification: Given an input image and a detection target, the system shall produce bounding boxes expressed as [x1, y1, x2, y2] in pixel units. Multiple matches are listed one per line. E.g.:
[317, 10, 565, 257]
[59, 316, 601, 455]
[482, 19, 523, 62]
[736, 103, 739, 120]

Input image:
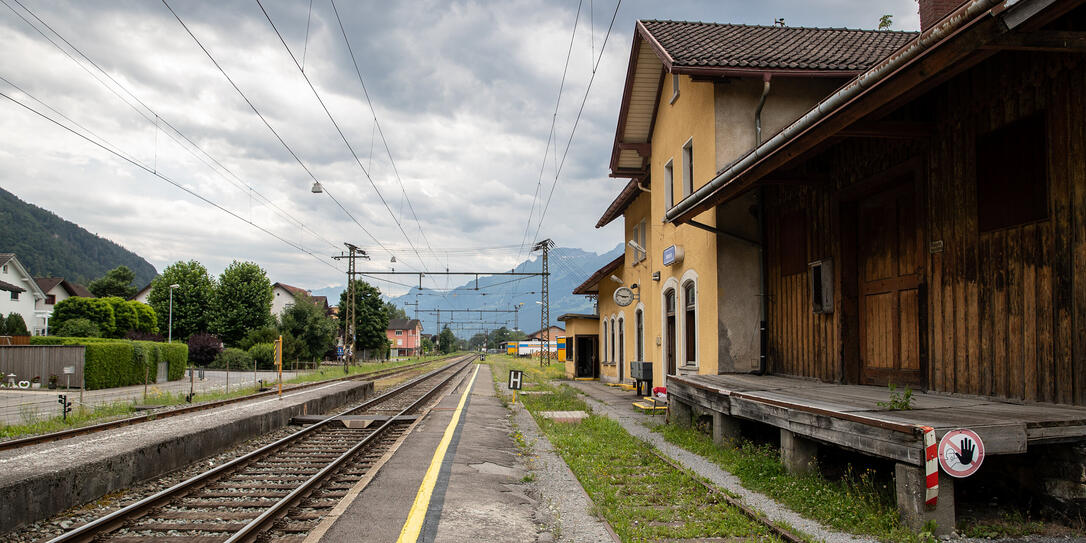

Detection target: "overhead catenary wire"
[160, 0, 410, 272]
[0, 88, 344, 275]
[1, 0, 341, 252]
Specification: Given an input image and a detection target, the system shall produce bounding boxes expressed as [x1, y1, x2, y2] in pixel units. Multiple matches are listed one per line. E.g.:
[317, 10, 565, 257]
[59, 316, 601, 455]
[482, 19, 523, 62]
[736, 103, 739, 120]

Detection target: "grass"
[656, 420, 921, 542]
[0, 354, 457, 440]
[486, 355, 780, 542]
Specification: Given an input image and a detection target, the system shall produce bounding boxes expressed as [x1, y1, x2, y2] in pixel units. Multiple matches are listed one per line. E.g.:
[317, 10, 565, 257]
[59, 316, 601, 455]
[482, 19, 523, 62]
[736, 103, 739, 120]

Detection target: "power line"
[2, 0, 340, 252]
[160, 0, 407, 271]
[530, 0, 621, 245]
[0, 87, 344, 274]
[254, 0, 432, 276]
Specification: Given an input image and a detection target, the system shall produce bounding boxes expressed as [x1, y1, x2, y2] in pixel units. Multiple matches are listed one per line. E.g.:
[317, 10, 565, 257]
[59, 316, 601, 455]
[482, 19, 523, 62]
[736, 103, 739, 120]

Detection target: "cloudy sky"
[0, 0, 919, 296]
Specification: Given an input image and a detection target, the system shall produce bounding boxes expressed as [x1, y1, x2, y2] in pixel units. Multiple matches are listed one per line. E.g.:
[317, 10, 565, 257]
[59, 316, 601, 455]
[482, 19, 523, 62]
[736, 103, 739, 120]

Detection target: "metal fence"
[0, 345, 85, 387]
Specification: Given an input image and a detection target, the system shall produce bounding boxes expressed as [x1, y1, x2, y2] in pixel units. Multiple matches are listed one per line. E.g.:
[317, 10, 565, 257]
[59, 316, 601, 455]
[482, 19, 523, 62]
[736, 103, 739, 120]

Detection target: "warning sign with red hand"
[938, 429, 985, 478]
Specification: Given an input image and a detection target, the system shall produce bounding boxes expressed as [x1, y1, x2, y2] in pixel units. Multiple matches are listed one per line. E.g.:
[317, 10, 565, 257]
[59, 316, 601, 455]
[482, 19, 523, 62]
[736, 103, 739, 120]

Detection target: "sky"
[0, 0, 920, 297]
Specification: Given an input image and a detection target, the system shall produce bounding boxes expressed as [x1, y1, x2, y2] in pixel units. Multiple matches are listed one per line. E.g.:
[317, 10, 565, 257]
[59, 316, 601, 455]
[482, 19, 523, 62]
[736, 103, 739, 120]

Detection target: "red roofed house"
[386, 318, 423, 358]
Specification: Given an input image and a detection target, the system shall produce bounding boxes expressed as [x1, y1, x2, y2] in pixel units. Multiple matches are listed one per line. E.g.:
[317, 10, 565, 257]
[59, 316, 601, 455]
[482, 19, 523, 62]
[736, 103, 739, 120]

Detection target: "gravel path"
[568, 380, 877, 543]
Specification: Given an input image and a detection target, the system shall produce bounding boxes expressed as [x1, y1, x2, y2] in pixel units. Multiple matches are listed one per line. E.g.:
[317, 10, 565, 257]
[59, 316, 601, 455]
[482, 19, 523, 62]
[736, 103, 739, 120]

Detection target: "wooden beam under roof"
[836, 120, 935, 139]
[982, 30, 1086, 52]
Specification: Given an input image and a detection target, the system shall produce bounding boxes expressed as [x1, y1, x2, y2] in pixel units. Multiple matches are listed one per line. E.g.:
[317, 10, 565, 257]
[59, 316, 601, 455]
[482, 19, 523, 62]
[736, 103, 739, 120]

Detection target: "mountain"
[0, 186, 158, 286]
[385, 244, 622, 337]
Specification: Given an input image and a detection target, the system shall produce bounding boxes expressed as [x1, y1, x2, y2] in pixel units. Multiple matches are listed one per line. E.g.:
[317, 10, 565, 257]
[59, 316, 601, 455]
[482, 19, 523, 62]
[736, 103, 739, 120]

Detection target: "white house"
[130, 282, 152, 304]
[34, 277, 93, 335]
[0, 254, 46, 335]
[271, 282, 308, 317]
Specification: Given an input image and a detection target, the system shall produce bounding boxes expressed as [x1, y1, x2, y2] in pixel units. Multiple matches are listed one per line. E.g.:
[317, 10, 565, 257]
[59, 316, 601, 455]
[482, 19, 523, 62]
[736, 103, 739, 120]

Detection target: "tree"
[5, 312, 29, 336]
[488, 326, 518, 350]
[0, 313, 6, 335]
[278, 293, 337, 363]
[437, 326, 457, 354]
[51, 296, 115, 336]
[187, 332, 223, 365]
[421, 336, 434, 354]
[878, 14, 893, 30]
[212, 261, 273, 347]
[468, 332, 488, 350]
[87, 265, 138, 298]
[338, 280, 391, 355]
[384, 302, 408, 320]
[147, 260, 215, 341]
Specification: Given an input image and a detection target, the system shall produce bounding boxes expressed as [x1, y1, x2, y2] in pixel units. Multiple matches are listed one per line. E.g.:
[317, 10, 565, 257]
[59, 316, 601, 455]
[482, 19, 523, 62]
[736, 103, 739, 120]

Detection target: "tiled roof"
[0, 279, 25, 293]
[597, 179, 643, 228]
[557, 313, 599, 321]
[640, 20, 917, 72]
[572, 254, 624, 295]
[35, 277, 63, 293]
[273, 282, 308, 296]
[388, 318, 421, 330]
[0, 253, 13, 267]
[68, 282, 94, 298]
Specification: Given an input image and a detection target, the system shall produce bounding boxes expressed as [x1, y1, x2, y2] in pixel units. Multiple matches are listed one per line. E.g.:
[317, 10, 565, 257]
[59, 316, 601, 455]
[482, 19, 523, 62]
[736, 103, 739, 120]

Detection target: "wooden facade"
[764, 52, 1086, 405]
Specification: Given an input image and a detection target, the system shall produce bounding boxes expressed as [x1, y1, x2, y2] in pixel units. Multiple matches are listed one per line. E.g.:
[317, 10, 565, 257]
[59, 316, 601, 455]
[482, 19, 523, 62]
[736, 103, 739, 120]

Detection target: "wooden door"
[858, 180, 924, 387]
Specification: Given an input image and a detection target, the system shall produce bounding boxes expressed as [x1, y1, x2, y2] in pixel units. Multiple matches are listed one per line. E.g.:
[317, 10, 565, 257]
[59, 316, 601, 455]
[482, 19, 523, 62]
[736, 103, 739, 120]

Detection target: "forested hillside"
[0, 187, 157, 285]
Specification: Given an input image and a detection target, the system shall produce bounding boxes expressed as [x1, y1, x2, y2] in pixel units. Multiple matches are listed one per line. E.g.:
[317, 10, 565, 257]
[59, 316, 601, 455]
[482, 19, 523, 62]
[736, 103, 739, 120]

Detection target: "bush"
[131, 301, 158, 333]
[248, 342, 275, 370]
[124, 330, 164, 342]
[55, 318, 101, 338]
[239, 326, 279, 351]
[187, 332, 222, 366]
[5, 313, 29, 336]
[102, 297, 137, 337]
[160, 342, 188, 380]
[212, 347, 254, 370]
[52, 297, 116, 337]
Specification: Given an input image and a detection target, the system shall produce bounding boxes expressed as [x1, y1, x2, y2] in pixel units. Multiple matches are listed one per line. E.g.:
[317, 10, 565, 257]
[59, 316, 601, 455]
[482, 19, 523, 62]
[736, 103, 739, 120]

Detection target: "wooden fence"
[0, 335, 31, 346]
[0, 345, 85, 387]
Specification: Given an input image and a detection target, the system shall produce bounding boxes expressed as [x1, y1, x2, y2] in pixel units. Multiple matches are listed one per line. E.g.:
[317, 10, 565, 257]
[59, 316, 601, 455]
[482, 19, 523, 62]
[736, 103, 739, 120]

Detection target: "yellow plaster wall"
[595, 263, 627, 383]
[641, 72, 721, 385]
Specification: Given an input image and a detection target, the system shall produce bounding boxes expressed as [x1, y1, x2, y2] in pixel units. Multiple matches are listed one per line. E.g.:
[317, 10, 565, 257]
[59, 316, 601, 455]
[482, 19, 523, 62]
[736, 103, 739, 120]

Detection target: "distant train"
[501, 337, 566, 361]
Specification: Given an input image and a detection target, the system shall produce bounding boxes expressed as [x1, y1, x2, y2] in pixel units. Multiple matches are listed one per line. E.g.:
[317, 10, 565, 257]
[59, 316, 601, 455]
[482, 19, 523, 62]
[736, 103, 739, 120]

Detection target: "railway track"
[45, 354, 478, 543]
[0, 357, 450, 452]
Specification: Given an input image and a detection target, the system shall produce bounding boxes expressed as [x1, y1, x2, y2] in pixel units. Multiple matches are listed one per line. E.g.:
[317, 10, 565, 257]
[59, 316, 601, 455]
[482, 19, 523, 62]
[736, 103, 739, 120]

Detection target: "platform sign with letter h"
[508, 370, 523, 404]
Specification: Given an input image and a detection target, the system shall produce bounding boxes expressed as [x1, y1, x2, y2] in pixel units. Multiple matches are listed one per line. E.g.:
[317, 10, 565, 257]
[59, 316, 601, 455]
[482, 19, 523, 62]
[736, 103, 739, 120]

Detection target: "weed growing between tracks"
[486, 355, 780, 542]
[1, 401, 135, 439]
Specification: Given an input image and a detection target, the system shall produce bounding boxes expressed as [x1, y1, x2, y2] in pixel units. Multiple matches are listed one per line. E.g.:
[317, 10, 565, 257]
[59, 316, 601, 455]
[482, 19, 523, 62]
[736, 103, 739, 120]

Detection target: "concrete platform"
[0, 378, 374, 534]
[312, 363, 542, 543]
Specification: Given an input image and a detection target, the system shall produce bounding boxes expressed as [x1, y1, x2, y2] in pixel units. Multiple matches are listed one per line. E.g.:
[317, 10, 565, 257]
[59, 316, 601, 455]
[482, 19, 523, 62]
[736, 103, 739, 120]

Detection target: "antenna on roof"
[774, 18, 786, 27]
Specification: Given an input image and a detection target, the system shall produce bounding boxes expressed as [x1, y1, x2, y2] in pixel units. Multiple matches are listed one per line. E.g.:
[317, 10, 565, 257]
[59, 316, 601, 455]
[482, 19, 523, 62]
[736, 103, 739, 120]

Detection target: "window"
[639, 219, 647, 260]
[602, 320, 608, 363]
[10, 291, 18, 301]
[682, 139, 693, 197]
[635, 308, 644, 361]
[664, 159, 674, 212]
[396, 330, 403, 336]
[664, 288, 677, 375]
[670, 72, 680, 104]
[684, 281, 697, 366]
[45, 294, 56, 305]
[630, 219, 647, 264]
[618, 317, 625, 366]
[610, 317, 616, 364]
[977, 113, 1048, 232]
[1, 264, 6, 273]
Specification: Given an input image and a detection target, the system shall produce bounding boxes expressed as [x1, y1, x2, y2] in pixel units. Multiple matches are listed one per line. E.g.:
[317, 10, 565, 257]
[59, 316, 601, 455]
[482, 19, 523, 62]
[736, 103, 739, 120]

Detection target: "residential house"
[524, 325, 564, 341]
[590, 19, 914, 389]
[386, 318, 423, 357]
[661, 0, 1086, 532]
[33, 277, 93, 335]
[131, 283, 152, 304]
[0, 254, 47, 335]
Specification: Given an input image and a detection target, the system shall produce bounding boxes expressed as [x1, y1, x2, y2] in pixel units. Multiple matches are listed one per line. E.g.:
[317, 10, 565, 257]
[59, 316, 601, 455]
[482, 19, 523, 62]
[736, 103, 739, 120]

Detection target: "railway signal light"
[57, 394, 72, 421]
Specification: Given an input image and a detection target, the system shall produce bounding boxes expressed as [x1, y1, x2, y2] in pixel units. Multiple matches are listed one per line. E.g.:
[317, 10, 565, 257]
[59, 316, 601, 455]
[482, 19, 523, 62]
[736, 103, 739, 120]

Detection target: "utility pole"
[333, 243, 369, 372]
[533, 239, 554, 366]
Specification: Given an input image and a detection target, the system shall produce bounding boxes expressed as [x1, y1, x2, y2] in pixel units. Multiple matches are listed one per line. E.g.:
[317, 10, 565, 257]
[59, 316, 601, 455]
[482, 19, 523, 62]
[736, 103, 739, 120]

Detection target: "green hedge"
[29, 337, 190, 389]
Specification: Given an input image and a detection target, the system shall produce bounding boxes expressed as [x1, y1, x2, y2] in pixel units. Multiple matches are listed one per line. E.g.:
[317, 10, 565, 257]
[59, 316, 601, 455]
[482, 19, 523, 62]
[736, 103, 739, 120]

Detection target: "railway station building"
[582, 0, 1086, 533]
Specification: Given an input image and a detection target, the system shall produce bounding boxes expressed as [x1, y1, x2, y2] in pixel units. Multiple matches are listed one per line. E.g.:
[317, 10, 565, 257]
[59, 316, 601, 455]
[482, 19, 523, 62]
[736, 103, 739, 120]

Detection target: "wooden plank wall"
[764, 52, 1086, 405]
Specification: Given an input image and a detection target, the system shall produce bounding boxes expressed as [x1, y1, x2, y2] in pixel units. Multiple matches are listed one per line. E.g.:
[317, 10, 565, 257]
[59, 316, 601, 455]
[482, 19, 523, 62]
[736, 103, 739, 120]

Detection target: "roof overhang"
[557, 313, 600, 322]
[596, 179, 646, 228]
[666, 0, 1084, 223]
[572, 254, 625, 295]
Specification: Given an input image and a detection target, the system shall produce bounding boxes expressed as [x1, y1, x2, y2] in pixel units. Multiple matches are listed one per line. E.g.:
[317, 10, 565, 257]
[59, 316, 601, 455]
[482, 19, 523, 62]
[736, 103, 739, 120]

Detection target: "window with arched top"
[684, 281, 696, 366]
[618, 317, 625, 366]
[635, 308, 644, 361]
[602, 320, 608, 363]
[610, 317, 616, 364]
[664, 288, 676, 375]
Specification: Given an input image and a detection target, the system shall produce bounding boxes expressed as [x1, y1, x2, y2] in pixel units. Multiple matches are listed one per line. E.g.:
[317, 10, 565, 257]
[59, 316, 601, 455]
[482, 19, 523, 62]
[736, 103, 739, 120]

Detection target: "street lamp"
[168, 284, 180, 343]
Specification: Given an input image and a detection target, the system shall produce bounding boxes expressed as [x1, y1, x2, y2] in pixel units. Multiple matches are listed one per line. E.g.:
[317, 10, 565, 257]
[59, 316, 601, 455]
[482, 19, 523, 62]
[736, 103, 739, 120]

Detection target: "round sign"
[613, 286, 634, 307]
[937, 429, 985, 478]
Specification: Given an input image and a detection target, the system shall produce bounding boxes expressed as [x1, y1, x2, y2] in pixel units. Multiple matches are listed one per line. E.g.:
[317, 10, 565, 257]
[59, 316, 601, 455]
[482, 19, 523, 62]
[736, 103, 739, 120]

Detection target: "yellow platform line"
[396, 364, 480, 543]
